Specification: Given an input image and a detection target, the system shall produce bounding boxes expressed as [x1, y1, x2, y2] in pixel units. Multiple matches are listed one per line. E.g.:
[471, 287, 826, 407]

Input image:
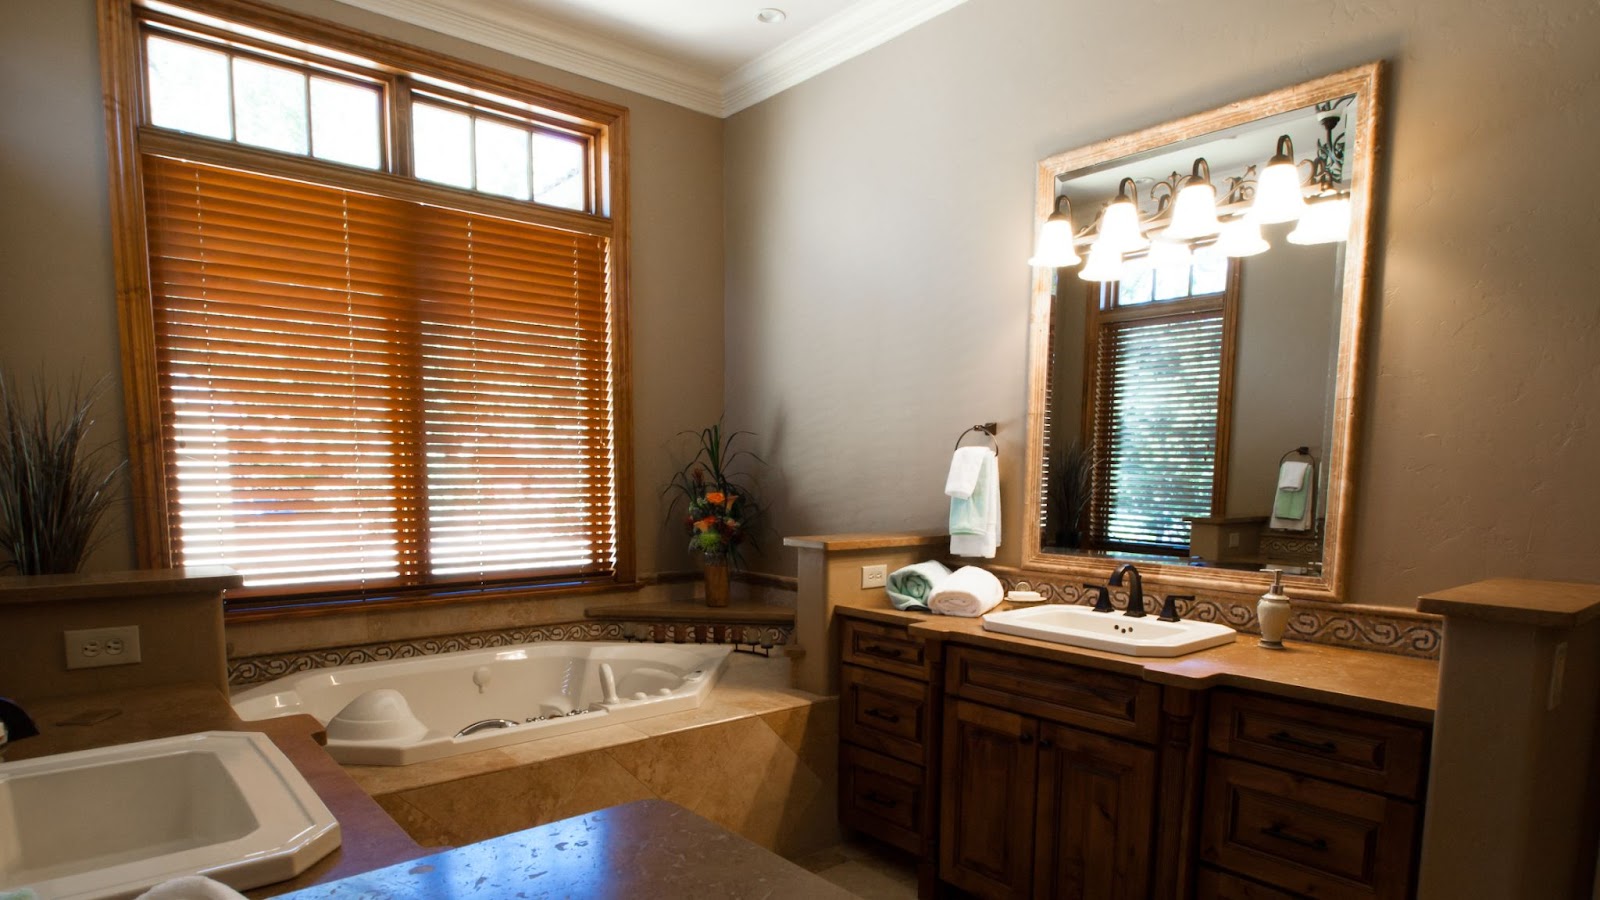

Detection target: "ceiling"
[331, 0, 971, 117]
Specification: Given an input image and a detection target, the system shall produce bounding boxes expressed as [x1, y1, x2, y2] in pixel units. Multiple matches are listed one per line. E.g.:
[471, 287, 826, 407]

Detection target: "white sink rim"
[982, 604, 1237, 657]
[0, 730, 341, 900]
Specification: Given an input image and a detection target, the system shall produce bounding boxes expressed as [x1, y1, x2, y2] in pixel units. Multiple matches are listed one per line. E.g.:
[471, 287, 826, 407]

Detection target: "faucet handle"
[1081, 584, 1114, 613]
[1158, 594, 1192, 623]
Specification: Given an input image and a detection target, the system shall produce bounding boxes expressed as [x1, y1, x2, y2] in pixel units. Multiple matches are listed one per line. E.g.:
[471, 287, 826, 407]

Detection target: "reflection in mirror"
[1022, 64, 1382, 602]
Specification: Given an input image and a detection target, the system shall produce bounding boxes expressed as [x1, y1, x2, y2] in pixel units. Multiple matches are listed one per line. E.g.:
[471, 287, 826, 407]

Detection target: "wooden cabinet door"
[940, 698, 1038, 899]
[1032, 721, 1158, 900]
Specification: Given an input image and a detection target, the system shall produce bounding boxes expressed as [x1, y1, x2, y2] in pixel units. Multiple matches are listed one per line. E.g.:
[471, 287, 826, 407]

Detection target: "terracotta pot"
[702, 556, 731, 608]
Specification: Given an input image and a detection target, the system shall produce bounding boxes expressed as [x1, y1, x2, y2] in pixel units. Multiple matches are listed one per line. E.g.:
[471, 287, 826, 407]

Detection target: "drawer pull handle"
[1260, 823, 1329, 852]
[862, 791, 899, 808]
[1038, 737, 1054, 750]
[865, 707, 902, 723]
[1018, 732, 1033, 745]
[862, 642, 907, 659]
[1268, 730, 1339, 754]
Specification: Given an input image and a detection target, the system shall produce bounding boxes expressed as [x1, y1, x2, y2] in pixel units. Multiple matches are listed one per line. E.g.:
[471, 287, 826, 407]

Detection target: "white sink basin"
[983, 604, 1237, 657]
[0, 731, 340, 900]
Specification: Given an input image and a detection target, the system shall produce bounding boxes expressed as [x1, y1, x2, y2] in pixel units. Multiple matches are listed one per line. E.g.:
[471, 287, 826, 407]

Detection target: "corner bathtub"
[232, 642, 733, 766]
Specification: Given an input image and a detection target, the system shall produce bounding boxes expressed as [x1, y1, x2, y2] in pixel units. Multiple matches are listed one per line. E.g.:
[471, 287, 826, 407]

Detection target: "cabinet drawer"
[1195, 867, 1302, 899]
[945, 645, 1159, 743]
[840, 744, 925, 854]
[841, 663, 930, 764]
[841, 617, 929, 680]
[1201, 757, 1417, 900]
[1208, 691, 1429, 797]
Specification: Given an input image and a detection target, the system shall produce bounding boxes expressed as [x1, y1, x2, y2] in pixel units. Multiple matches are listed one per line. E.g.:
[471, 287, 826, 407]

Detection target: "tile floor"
[797, 838, 921, 899]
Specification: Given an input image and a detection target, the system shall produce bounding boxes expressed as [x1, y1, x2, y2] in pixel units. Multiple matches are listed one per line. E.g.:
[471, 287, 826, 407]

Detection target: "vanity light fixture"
[1028, 195, 1082, 268]
[1077, 238, 1122, 282]
[1251, 135, 1307, 224]
[1164, 158, 1221, 241]
[1213, 216, 1270, 257]
[1287, 195, 1351, 245]
[1098, 178, 1149, 253]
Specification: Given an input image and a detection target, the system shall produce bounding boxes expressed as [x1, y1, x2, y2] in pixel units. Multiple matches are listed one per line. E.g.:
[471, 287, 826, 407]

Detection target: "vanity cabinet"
[939, 647, 1159, 900]
[1196, 690, 1429, 899]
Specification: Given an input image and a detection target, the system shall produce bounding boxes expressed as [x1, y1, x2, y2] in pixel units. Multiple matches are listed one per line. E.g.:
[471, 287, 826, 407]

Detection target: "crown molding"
[331, 0, 968, 118]
[330, 0, 724, 115]
[719, 0, 971, 116]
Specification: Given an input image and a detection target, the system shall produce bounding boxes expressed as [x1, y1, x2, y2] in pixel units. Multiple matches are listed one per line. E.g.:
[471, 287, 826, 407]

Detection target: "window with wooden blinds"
[143, 155, 616, 598]
[101, 0, 631, 610]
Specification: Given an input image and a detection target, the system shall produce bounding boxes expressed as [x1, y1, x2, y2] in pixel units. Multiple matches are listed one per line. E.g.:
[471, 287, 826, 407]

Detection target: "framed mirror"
[1021, 62, 1383, 602]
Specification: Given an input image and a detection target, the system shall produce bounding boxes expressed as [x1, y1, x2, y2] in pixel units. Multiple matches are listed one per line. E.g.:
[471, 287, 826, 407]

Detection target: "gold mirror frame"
[1021, 62, 1384, 602]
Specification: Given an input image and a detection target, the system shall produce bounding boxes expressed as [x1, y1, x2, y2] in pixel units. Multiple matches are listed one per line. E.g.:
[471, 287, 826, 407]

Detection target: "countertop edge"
[783, 532, 946, 551]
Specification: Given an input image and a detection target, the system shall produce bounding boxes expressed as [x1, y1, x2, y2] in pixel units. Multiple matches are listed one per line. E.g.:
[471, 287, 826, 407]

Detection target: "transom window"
[103, 0, 631, 611]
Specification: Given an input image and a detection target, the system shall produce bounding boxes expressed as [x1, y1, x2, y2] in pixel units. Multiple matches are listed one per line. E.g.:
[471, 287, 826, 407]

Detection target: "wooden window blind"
[1087, 294, 1232, 554]
[142, 154, 616, 600]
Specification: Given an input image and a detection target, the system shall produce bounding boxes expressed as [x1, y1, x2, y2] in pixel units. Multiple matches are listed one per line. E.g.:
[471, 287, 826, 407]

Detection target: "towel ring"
[954, 423, 998, 453]
[1278, 446, 1314, 466]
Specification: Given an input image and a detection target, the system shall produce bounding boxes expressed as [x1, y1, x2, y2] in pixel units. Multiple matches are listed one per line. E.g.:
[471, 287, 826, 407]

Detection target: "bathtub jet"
[231, 643, 734, 766]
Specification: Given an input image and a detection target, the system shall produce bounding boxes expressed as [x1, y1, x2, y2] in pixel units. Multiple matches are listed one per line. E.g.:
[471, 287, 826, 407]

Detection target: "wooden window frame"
[1080, 261, 1240, 556]
[98, 0, 635, 612]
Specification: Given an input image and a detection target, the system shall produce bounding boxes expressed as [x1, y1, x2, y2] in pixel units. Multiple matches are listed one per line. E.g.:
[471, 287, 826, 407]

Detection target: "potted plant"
[664, 422, 764, 607]
[1047, 438, 1093, 550]
[0, 373, 125, 575]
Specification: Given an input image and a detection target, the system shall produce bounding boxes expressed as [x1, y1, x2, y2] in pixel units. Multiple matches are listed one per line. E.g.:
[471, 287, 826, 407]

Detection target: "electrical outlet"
[861, 564, 888, 589]
[65, 625, 142, 670]
[1227, 532, 1241, 549]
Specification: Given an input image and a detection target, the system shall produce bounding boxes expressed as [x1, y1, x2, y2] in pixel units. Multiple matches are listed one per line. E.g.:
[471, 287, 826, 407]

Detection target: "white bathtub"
[231, 642, 733, 766]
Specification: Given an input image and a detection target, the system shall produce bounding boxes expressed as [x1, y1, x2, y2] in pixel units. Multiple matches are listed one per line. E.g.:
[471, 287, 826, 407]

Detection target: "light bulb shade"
[1077, 239, 1122, 282]
[1098, 199, 1148, 253]
[1214, 217, 1270, 257]
[1252, 160, 1307, 224]
[1287, 196, 1352, 245]
[1028, 215, 1081, 267]
[1145, 238, 1193, 268]
[1165, 181, 1220, 240]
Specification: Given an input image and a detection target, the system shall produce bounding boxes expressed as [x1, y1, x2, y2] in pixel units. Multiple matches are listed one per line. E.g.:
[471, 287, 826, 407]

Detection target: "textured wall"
[723, 0, 1600, 606]
[0, 0, 725, 577]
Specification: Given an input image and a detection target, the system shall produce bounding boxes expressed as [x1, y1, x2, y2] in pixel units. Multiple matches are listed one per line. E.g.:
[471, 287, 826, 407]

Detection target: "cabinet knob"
[1018, 731, 1033, 745]
[1038, 737, 1054, 750]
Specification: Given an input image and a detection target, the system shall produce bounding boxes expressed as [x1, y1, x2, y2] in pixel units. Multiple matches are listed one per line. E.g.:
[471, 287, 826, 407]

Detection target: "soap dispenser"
[1257, 568, 1291, 649]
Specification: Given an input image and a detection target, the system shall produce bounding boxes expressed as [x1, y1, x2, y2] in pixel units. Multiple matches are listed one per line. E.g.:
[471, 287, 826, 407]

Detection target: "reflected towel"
[948, 449, 1001, 558]
[928, 565, 1005, 617]
[1269, 460, 1312, 531]
[137, 877, 247, 900]
[886, 561, 952, 611]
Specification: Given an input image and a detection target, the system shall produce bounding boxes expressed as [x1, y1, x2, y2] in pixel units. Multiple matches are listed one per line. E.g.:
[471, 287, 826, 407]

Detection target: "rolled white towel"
[928, 566, 1004, 618]
[137, 876, 247, 900]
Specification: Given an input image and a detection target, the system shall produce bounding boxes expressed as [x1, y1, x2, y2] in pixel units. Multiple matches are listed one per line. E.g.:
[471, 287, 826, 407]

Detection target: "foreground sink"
[0, 731, 340, 900]
[983, 604, 1237, 657]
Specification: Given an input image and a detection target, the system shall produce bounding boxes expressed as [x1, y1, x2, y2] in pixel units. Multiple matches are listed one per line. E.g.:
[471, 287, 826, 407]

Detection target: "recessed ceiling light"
[756, 8, 787, 24]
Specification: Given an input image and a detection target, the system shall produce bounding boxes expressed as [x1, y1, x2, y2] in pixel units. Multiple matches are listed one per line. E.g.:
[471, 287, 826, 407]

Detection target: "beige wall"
[724, 0, 1600, 606]
[0, 0, 725, 578]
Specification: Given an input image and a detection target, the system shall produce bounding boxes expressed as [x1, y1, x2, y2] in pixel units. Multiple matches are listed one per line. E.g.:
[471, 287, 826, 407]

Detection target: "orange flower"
[694, 516, 717, 532]
[704, 491, 726, 505]
[722, 493, 737, 510]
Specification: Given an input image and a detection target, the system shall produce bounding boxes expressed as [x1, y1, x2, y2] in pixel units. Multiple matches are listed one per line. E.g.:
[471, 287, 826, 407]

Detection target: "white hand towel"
[949, 449, 1001, 558]
[1277, 460, 1309, 490]
[137, 876, 248, 900]
[944, 446, 990, 499]
[928, 565, 1005, 617]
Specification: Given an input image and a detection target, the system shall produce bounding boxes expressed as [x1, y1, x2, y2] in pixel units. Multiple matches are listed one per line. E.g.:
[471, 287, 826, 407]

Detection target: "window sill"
[223, 577, 643, 623]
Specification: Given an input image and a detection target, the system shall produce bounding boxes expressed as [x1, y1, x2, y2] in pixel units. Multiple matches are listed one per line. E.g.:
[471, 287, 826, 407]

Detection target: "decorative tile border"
[228, 620, 794, 687]
[993, 570, 1441, 660]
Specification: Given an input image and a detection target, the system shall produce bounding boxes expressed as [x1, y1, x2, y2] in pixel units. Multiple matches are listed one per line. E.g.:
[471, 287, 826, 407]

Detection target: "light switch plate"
[64, 625, 142, 670]
[861, 564, 887, 589]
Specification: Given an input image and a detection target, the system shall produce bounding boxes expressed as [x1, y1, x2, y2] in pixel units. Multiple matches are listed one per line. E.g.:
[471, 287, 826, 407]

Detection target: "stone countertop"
[0, 567, 241, 604]
[276, 799, 854, 900]
[1417, 577, 1600, 629]
[840, 604, 1439, 722]
[4, 684, 429, 896]
[585, 596, 795, 624]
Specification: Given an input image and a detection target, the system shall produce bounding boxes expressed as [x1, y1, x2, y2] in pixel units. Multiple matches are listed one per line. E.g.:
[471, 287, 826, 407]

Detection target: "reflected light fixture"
[1164, 158, 1220, 241]
[1288, 196, 1351, 245]
[1251, 135, 1307, 224]
[1145, 237, 1193, 268]
[1214, 216, 1270, 257]
[1077, 238, 1122, 282]
[1098, 178, 1149, 253]
[1028, 195, 1082, 268]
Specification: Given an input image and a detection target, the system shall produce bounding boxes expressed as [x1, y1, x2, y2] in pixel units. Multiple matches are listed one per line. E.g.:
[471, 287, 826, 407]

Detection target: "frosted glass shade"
[1029, 214, 1082, 267]
[1252, 160, 1307, 224]
[1077, 239, 1122, 282]
[1145, 238, 1193, 268]
[1165, 182, 1221, 240]
[1288, 196, 1352, 245]
[1098, 199, 1148, 253]
[1214, 217, 1270, 257]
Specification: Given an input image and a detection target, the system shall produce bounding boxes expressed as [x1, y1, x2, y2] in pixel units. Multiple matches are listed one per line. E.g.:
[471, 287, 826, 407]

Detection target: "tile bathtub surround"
[345, 654, 841, 859]
[986, 564, 1443, 660]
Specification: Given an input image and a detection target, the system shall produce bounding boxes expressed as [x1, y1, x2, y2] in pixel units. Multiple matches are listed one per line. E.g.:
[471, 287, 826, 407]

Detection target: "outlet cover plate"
[64, 625, 142, 670]
[861, 564, 887, 589]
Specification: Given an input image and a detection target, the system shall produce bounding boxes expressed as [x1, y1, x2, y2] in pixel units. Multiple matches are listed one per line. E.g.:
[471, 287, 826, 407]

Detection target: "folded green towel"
[1273, 485, 1307, 520]
[886, 561, 952, 611]
[1, 889, 40, 900]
